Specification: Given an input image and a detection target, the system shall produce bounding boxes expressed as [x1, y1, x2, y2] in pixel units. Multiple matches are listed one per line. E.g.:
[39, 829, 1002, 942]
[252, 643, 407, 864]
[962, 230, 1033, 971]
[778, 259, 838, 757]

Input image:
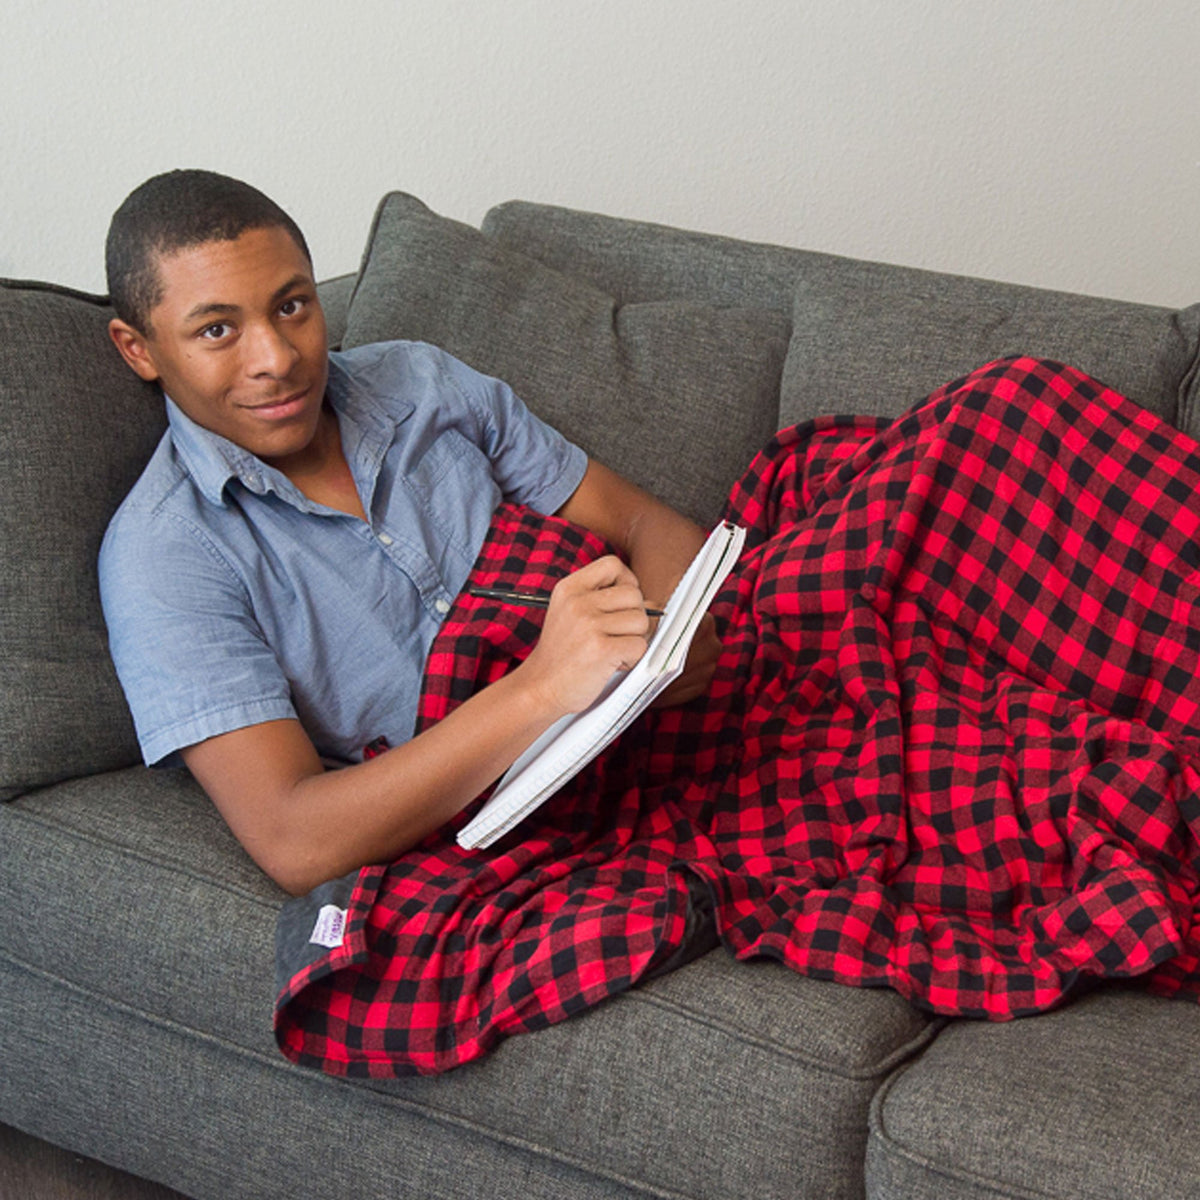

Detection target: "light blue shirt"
[99, 340, 588, 767]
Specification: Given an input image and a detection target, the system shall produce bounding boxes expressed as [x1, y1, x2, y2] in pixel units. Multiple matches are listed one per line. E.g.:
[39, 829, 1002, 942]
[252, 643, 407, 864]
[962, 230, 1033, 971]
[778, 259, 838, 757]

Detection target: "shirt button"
[377, 533, 394, 547]
[434, 598, 451, 615]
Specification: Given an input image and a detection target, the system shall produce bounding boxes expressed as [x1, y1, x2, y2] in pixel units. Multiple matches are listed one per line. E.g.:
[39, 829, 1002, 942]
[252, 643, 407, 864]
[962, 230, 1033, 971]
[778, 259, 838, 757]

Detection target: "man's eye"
[199, 322, 232, 340]
[279, 297, 306, 317]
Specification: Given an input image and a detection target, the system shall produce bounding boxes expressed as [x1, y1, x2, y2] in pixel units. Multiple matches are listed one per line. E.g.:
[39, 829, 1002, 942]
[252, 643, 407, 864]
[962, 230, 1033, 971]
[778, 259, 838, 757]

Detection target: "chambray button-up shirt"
[99, 341, 587, 768]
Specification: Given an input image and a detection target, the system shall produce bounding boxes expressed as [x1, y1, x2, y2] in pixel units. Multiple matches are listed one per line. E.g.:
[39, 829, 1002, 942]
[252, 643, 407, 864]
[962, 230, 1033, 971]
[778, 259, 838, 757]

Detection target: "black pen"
[467, 585, 664, 618]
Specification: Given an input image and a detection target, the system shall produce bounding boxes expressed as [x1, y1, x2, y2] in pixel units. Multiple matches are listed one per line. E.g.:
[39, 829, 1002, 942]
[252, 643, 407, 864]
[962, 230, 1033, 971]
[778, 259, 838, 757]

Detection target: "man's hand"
[519, 553, 722, 712]
[517, 555, 652, 713]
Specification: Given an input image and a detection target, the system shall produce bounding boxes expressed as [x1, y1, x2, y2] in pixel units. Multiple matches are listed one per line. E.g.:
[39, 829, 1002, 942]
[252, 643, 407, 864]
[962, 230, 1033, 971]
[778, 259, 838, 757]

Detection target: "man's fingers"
[553, 557, 652, 621]
[589, 583, 652, 616]
[562, 554, 640, 595]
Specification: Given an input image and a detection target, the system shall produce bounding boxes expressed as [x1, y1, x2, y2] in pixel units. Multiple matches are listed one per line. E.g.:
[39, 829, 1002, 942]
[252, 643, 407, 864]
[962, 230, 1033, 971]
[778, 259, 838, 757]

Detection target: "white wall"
[4, 0, 1198, 306]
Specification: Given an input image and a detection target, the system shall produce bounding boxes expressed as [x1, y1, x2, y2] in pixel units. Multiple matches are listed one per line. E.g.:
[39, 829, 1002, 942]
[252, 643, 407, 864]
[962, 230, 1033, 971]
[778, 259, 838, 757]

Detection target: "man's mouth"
[242, 387, 310, 418]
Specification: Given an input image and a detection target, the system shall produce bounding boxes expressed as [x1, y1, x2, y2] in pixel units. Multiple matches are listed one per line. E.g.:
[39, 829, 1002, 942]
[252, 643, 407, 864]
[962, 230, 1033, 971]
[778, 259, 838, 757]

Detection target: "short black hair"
[105, 169, 312, 334]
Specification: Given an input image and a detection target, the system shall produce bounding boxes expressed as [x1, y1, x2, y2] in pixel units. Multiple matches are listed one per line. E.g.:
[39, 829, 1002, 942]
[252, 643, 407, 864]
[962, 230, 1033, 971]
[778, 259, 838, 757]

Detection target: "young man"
[100, 170, 719, 896]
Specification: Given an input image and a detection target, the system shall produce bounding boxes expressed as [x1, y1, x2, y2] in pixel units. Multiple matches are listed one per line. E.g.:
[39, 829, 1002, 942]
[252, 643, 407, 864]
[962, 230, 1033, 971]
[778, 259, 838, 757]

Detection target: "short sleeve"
[99, 506, 296, 766]
[431, 348, 588, 514]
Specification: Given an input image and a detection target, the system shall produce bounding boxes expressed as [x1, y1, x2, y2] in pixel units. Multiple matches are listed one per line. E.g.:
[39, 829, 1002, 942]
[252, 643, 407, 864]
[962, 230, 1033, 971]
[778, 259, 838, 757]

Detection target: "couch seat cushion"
[0, 766, 285, 1050]
[867, 987, 1200, 1199]
[342, 192, 790, 527]
[3, 767, 937, 1200]
[391, 952, 940, 1200]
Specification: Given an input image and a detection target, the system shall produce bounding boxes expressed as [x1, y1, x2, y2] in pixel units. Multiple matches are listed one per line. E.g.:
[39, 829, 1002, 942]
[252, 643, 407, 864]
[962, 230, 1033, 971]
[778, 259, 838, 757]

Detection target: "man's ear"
[108, 318, 162, 382]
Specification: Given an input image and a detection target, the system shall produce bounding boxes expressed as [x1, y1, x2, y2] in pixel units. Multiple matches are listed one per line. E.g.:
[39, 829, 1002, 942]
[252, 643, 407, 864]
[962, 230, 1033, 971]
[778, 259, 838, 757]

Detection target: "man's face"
[109, 226, 329, 467]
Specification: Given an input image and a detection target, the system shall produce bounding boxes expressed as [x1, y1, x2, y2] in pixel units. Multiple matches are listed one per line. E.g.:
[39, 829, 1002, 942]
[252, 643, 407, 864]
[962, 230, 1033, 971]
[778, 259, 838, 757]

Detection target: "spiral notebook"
[457, 521, 746, 850]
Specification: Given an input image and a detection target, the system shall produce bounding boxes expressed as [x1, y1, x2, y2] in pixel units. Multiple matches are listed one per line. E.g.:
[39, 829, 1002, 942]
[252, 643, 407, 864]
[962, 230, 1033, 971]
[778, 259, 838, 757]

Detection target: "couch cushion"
[316, 272, 356, 350]
[483, 200, 1200, 442]
[419, 953, 940, 1200]
[0, 280, 164, 801]
[1, 765, 939, 1200]
[866, 987, 1200, 1200]
[342, 193, 790, 526]
[482, 198, 826, 312]
[0, 766, 284, 1049]
[781, 258, 1200, 429]
[1177, 333, 1200, 442]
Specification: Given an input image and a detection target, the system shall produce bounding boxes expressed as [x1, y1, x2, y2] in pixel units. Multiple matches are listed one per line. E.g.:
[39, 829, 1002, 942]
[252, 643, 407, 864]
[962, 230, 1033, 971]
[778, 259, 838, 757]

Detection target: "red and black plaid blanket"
[275, 357, 1200, 1077]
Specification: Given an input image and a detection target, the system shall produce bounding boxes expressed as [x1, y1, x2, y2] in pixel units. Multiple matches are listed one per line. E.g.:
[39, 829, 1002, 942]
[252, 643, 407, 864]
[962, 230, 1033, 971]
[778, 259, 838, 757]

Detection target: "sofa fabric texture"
[782, 258, 1200, 429]
[481, 197, 1200, 438]
[4, 192, 1200, 1200]
[0, 280, 162, 800]
[867, 988, 1200, 1199]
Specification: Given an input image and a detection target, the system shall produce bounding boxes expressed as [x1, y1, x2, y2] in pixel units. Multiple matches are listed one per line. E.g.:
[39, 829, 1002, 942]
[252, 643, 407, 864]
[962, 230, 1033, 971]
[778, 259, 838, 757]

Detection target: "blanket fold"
[275, 357, 1200, 1076]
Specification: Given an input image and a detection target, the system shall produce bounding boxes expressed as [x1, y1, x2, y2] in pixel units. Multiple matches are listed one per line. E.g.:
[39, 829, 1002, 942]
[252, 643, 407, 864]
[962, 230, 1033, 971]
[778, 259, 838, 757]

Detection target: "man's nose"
[244, 321, 300, 377]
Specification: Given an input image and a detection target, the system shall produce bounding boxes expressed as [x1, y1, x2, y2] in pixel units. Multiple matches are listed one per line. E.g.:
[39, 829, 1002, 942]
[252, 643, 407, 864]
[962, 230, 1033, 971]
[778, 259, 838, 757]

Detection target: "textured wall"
[3, 0, 1197, 305]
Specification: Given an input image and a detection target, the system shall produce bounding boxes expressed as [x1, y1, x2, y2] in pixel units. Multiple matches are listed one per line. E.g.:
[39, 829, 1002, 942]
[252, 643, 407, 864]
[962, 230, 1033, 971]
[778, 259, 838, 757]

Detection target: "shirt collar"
[163, 351, 412, 508]
[165, 397, 268, 506]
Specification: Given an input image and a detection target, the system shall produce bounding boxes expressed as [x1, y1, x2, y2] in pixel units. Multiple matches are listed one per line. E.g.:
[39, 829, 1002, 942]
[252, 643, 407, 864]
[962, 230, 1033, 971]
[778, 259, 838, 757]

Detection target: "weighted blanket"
[275, 357, 1200, 1077]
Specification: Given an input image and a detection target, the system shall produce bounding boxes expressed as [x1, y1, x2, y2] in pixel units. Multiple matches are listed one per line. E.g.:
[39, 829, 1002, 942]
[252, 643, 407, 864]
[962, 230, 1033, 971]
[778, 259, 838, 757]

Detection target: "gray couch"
[4, 191, 1200, 1200]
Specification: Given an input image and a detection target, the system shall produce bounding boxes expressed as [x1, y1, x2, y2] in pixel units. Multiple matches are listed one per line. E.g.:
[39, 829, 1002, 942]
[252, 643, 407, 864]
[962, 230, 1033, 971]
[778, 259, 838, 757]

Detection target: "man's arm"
[184, 551, 652, 895]
[557, 459, 704, 601]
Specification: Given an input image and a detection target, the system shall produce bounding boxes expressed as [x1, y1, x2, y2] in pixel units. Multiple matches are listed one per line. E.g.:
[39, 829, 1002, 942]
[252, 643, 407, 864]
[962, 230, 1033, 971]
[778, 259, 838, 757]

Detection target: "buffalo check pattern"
[276, 357, 1200, 1077]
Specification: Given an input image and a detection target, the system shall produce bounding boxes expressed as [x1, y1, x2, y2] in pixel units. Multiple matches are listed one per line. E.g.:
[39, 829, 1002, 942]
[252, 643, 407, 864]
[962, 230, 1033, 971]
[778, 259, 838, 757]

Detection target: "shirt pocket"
[403, 429, 502, 571]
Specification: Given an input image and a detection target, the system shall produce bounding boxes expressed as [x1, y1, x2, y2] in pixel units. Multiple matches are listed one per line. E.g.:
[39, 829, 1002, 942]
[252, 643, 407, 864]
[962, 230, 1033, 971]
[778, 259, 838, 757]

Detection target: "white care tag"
[309, 904, 347, 949]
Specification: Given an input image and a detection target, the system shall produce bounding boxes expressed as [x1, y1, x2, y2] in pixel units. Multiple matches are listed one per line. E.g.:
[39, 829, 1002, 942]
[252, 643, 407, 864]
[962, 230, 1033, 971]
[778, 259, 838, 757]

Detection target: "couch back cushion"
[342, 193, 790, 527]
[482, 200, 1200, 439]
[0, 280, 164, 800]
[482, 198, 819, 313]
[316, 272, 356, 350]
[781, 259, 1200, 430]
